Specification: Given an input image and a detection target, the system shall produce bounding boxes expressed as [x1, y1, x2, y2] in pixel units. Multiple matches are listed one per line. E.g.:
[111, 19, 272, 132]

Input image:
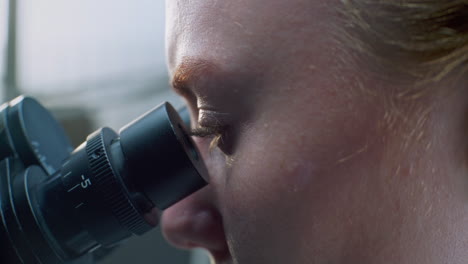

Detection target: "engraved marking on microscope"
[67, 175, 92, 192]
[67, 184, 80, 192]
[67, 183, 80, 192]
[75, 203, 84, 209]
[80, 175, 92, 189]
[63, 171, 72, 178]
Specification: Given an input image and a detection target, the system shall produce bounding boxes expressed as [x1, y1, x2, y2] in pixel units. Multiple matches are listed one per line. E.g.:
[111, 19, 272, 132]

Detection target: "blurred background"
[1, 1, 211, 263]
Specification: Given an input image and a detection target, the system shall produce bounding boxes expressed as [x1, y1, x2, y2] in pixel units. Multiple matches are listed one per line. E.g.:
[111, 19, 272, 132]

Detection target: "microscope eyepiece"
[0, 96, 208, 264]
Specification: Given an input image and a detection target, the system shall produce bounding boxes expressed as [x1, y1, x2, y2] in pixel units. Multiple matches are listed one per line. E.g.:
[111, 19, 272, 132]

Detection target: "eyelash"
[190, 125, 236, 166]
[189, 126, 227, 150]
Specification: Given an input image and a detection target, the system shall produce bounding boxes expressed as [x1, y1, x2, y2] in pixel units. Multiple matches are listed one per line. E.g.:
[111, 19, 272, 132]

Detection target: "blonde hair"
[340, 0, 468, 95]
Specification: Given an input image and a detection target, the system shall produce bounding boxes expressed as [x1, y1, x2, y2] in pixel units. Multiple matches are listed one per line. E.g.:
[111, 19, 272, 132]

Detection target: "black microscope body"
[0, 96, 207, 264]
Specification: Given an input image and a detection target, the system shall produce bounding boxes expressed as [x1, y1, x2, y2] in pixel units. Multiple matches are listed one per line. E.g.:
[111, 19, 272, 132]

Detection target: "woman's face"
[161, 1, 466, 263]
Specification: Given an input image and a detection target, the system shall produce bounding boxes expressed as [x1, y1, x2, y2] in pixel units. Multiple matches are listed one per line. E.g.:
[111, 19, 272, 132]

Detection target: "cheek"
[212, 127, 319, 260]
[214, 97, 389, 261]
[221, 121, 321, 205]
[219, 144, 316, 262]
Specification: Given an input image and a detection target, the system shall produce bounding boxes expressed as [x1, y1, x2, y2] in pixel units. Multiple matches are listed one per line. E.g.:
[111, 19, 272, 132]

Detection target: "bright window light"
[17, 0, 167, 92]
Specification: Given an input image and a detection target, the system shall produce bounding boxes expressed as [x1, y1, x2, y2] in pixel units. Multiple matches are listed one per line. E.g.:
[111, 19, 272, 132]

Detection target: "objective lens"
[0, 98, 208, 264]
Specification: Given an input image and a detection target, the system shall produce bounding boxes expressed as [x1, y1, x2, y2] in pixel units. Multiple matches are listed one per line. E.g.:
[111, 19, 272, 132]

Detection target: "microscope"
[0, 96, 207, 264]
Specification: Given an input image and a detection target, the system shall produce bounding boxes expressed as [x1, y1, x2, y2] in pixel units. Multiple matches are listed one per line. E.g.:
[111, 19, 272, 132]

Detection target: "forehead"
[165, 0, 335, 73]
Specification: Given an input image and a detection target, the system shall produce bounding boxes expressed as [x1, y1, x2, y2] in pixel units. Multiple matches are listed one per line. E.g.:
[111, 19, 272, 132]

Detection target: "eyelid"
[192, 109, 232, 152]
[189, 126, 225, 138]
[197, 109, 231, 128]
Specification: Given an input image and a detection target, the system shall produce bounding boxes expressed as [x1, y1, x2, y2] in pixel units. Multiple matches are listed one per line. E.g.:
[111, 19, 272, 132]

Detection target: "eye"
[189, 125, 228, 151]
[190, 108, 236, 155]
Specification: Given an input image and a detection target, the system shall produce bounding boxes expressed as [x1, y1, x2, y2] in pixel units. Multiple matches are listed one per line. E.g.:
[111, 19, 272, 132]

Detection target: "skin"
[160, 0, 468, 263]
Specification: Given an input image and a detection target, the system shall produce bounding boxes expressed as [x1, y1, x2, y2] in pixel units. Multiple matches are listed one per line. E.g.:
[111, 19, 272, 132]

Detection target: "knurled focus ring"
[86, 130, 150, 235]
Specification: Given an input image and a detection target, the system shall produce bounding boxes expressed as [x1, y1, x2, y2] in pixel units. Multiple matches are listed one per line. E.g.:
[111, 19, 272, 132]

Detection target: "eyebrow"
[171, 58, 220, 97]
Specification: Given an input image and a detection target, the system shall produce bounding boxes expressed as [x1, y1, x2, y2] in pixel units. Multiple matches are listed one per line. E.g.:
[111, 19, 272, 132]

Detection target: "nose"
[161, 186, 230, 260]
